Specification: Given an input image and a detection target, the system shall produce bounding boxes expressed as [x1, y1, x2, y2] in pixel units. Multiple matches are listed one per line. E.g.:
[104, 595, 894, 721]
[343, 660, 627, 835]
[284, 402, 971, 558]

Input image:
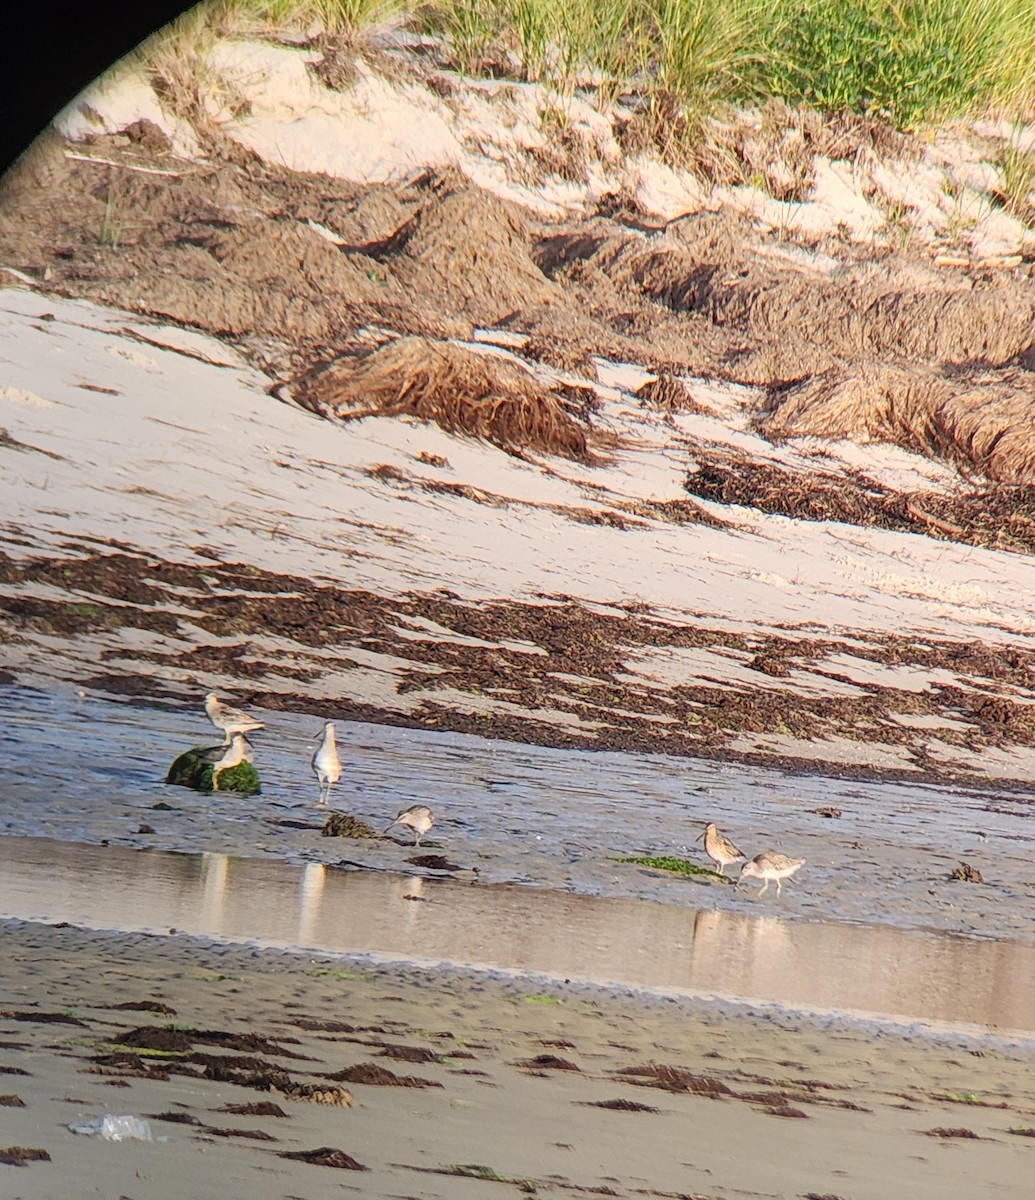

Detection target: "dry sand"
[3, 918, 1035, 1200]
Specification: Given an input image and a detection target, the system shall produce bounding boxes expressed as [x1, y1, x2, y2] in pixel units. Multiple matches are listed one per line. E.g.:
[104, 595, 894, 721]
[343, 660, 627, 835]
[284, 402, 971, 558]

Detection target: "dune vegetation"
[152, 0, 1035, 146]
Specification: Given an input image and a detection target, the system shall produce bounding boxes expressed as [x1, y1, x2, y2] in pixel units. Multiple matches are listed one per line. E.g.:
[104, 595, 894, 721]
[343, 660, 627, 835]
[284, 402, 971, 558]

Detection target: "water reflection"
[2, 834, 1034, 1038]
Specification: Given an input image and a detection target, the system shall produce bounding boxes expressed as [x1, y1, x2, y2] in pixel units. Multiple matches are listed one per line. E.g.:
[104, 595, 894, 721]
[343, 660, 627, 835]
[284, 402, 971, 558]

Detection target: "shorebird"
[198, 735, 254, 766]
[739, 851, 806, 898]
[696, 822, 745, 875]
[204, 691, 265, 744]
[210, 733, 250, 792]
[311, 721, 342, 805]
[384, 804, 434, 847]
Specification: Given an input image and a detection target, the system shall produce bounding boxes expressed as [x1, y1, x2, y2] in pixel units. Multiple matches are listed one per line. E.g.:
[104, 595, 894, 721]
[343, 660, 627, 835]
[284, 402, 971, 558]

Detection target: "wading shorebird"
[384, 804, 434, 847]
[696, 822, 745, 875]
[311, 721, 342, 805]
[739, 852, 806, 898]
[204, 691, 265, 744]
[210, 732, 250, 792]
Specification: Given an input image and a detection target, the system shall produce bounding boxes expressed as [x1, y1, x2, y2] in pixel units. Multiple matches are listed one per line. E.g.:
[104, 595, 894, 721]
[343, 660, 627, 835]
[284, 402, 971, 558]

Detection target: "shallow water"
[2, 682, 1033, 944]
[4, 679, 1035, 1043]
[3, 834, 1035, 1041]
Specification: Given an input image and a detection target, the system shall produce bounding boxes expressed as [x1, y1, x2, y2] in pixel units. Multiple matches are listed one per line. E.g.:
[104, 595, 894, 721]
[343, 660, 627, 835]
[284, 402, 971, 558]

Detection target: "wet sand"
[3, 919, 1035, 1200]
[5, 683, 1035, 947]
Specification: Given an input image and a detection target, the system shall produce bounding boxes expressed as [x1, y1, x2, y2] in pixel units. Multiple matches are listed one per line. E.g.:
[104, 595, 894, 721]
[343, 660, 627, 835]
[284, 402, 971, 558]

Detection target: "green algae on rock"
[165, 747, 261, 796]
[615, 855, 731, 883]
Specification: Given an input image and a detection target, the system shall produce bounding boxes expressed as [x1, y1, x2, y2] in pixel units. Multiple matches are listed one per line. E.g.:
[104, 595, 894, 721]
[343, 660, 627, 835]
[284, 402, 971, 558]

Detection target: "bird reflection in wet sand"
[311, 721, 342, 806]
[384, 804, 434, 847]
[739, 852, 806, 897]
[696, 822, 745, 875]
[204, 691, 265, 744]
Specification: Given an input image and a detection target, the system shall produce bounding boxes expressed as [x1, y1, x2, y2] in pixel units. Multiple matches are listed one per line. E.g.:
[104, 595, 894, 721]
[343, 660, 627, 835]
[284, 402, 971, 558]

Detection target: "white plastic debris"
[67, 1114, 154, 1141]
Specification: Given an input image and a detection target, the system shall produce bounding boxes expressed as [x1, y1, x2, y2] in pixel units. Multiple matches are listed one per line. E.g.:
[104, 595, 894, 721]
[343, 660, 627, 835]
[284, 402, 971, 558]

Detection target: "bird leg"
[775, 879, 783, 897]
[757, 879, 769, 897]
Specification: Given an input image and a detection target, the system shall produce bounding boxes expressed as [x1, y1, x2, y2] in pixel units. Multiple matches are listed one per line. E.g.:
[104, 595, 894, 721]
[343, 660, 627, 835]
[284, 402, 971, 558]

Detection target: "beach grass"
[142, 0, 1035, 145]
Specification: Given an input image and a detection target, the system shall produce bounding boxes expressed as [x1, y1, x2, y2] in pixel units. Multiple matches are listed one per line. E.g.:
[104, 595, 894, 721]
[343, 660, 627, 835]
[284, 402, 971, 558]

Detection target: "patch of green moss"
[106, 1043, 186, 1059]
[165, 747, 261, 796]
[446, 1165, 536, 1190]
[615, 855, 731, 882]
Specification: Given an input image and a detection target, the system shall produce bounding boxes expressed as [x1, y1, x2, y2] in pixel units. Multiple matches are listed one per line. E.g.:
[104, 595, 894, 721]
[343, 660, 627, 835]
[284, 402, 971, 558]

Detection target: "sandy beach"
[4, 918, 1035, 1200]
[8, 8, 1035, 1198]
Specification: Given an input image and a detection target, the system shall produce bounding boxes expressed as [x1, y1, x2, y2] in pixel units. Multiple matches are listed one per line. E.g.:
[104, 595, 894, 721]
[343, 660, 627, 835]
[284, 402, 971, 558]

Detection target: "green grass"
[419, 0, 1035, 130]
[763, 0, 1035, 130]
[615, 854, 731, 881]
[141, 0, 1035, 157]
[995, 133, 1035, 221]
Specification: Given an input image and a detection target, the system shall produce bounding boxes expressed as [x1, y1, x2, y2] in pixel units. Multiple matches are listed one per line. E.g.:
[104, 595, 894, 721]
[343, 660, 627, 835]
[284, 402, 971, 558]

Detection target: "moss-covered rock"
[165, 747, 261, 796]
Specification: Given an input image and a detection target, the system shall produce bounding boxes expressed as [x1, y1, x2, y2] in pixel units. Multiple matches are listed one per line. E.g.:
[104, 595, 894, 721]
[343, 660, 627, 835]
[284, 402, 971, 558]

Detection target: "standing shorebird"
[739, 852, 806, 898]
[696, 822, 745, 875]
[210, 733, 250, 792]
[384, 804, 434, 847]
[311, 721, 342, 806]
[204, 692, 265, 744]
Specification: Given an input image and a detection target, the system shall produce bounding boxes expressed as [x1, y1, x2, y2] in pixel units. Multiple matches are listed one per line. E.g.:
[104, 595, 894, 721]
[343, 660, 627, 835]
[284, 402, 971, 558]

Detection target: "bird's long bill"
[382, 820, 399, 835]
[694, 829, 705, 843]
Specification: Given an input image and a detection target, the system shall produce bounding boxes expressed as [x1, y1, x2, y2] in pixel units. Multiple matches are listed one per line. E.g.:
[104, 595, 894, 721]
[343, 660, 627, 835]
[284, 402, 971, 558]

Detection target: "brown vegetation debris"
[616, 1064, 731, 1097]
[288, 1018, 358, 1033]
[200, 1062, 288, 1091]
[406, 853, 461, 871]
[382, 178, 559, 324]
[579, 1098, 659, 1112]
[806, 807, 842, 818]
[278, 1146, 367, 1169]
[950, 862, 984, 883]
[287, 337, 592, 462]
[762, 1103, 809, 1118]
[190, 1052, 285, 1077]
[683, 446, 1035, 554]
[0, 1146, 50, 1166]
[215, 1101, 289, 1117]
[0, 1095, 25, 1106]
[635, 372, 711, 414]
[203, 1126, 278, 1141]
[377, 1043, 442, 1064]
[0, 1009, 86, 1026]
[328, 1062, 442, 1088]
[925, 1127, 981, 1138]
[759, 365, 1035, 485]
[279, 1081, 353, 1106]
[322, 812, 379, 839]
[83, 1054, 172, 1081]
[145, 1111, 203, 1125]
[120, 1025, 192, 1052]
[516, 1054, 581, 1072]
